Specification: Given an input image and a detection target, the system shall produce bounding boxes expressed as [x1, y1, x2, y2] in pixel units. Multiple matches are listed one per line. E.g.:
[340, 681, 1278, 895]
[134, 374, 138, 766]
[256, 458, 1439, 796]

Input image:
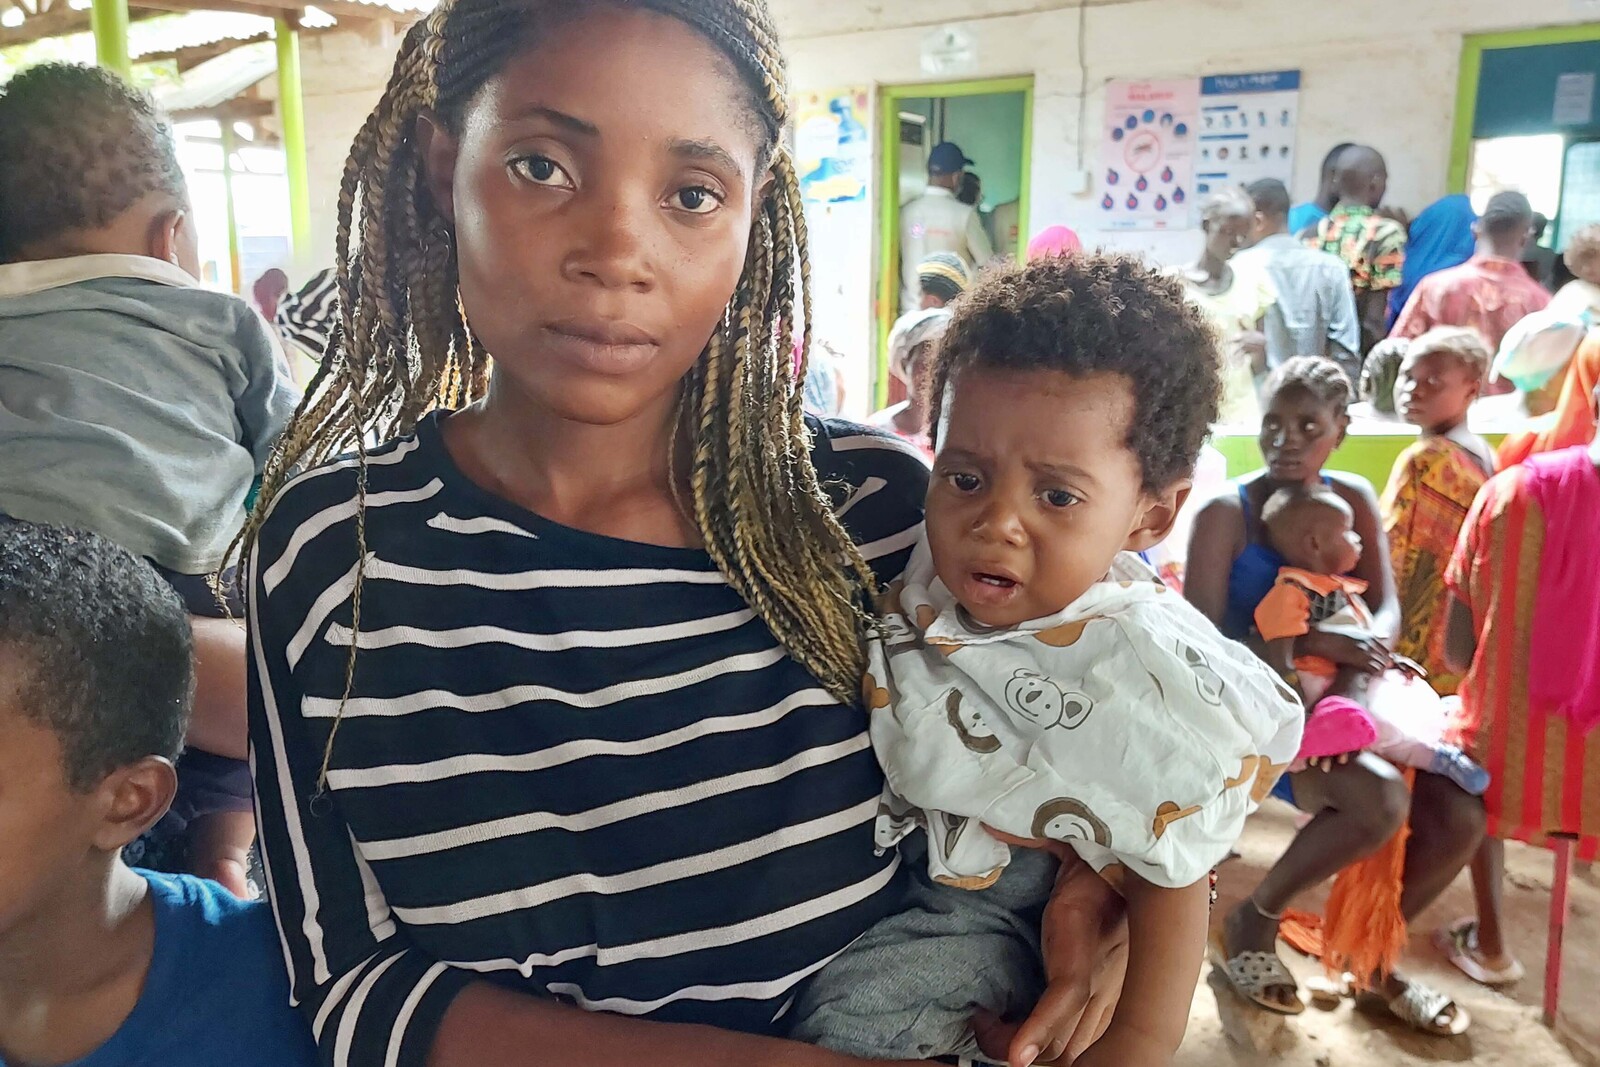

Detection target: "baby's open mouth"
[973, 572, 1017, 588]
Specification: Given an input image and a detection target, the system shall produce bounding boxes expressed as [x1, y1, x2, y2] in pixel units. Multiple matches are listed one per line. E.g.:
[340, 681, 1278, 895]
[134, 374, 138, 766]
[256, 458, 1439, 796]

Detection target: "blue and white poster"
[1196, 70, 1301, 198]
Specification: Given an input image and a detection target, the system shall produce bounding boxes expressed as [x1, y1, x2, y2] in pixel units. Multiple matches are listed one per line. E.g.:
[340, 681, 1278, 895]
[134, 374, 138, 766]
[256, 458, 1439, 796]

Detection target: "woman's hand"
[974, 831, 1129, 1067]
[1298, 629, 1393, 674]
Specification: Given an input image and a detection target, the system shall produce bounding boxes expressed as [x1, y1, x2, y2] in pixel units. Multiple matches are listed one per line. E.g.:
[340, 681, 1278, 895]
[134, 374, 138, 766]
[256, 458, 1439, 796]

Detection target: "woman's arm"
[1068, 877, 1211, 1067]
[430, 984, 913, 1067]
[1330, 473, 1400, 640]
[187, 615, 247, 760]
[1182, 492, 1245, 628]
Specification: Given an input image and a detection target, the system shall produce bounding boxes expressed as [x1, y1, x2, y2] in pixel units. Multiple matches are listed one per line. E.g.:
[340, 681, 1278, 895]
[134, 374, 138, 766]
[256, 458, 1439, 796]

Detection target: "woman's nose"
[561, 194, 656, 292]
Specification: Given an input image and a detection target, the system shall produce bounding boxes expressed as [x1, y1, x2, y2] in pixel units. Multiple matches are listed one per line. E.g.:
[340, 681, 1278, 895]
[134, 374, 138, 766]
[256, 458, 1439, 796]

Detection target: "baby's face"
[927, 367, 1155, 628]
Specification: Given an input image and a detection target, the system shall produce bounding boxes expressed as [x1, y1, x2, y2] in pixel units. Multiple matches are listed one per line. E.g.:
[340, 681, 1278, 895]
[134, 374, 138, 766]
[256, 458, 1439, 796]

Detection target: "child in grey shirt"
[0, 63, 299, 895]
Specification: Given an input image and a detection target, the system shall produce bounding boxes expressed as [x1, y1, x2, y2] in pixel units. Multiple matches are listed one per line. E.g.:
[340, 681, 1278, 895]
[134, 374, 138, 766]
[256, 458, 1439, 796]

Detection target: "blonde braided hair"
[235, 0, 878, 786]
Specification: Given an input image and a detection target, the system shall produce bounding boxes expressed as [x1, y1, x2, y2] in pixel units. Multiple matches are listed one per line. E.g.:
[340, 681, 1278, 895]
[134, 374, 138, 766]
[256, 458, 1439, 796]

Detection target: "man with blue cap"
[899, 141, 993, 312]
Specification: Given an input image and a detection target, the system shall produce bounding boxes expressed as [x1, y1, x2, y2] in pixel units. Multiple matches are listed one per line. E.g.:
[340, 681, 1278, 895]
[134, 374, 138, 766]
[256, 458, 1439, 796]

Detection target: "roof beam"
[0, 4, 156, 47]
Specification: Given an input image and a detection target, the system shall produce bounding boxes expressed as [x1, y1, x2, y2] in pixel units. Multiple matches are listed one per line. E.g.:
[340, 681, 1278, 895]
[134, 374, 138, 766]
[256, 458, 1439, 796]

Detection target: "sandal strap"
[1225, 950, 1299, 996]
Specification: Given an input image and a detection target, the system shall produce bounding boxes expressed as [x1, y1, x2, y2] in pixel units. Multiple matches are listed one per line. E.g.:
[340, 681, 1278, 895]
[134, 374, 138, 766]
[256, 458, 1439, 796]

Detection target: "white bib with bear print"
[866, 539, 1304, 891]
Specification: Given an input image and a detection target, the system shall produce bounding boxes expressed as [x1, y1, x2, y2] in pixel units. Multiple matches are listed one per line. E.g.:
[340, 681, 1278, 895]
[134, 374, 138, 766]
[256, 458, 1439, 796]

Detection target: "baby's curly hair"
[0, 63, 187, 260]
[929, 254, 1222, 492]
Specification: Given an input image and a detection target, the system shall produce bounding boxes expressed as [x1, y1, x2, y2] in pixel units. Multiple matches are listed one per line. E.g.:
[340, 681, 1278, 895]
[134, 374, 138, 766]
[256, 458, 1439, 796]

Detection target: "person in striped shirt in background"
[240, 3, 1129, 1066]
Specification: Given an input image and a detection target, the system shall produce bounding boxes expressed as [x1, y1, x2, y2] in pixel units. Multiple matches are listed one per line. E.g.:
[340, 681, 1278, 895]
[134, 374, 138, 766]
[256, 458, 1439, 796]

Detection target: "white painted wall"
[297, 19, 404, 276]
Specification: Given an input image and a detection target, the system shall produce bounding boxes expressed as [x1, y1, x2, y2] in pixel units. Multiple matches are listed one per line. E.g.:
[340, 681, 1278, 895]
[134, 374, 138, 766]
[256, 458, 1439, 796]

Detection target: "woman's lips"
[541, 318, 660, 375]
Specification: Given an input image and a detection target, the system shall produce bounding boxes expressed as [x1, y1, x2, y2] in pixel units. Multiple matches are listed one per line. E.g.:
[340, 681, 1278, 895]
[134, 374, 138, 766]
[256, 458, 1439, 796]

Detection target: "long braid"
[236, 0, 878, 789]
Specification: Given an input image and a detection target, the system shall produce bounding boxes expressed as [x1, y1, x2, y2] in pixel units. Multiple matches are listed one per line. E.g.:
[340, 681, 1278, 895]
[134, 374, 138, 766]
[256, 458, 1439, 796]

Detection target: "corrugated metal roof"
[130, 11, 273, 57]
[152, 38, 274, 111]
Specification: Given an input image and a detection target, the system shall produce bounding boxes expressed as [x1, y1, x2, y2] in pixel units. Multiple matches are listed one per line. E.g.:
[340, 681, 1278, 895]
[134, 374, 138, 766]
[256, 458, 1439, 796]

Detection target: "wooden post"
[1543, 834, 1576, 1027]
[220, 124, 242, 293]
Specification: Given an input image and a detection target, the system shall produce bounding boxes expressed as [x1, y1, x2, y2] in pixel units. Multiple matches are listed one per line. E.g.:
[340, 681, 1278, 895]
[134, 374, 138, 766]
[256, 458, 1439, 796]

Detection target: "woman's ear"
[417, 109, 460, 227]
[1334, 410, 1351, 449]
[1124, 479, 1192, 553]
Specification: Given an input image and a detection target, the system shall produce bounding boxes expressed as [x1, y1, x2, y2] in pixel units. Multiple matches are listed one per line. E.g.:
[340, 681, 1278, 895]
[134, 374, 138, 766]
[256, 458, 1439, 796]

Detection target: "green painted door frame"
[1448, 22, 1600, 193]
[874, 75, 1034, 407]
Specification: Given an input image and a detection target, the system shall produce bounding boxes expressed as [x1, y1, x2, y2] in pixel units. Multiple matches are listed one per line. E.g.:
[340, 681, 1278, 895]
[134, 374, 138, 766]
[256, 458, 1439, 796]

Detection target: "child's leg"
[188, 810, 256, 898]
[1469, 838, 1516, 965]
[790, 831, 1055, 1063]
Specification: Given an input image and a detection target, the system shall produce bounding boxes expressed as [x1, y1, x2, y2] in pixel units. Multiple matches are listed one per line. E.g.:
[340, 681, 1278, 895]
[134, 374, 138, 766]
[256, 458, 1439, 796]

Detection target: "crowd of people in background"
[0, 18, 1597, 1066]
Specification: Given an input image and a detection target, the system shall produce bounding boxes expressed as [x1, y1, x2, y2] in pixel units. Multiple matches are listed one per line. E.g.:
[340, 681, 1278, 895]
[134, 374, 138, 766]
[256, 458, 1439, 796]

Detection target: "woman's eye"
[1302, 421, 1317, 433]
[673, 186, 722, 214]
[948, 472, 981, 493]
[512, 156, 570, 188]
[1043, 489, 1079, 509]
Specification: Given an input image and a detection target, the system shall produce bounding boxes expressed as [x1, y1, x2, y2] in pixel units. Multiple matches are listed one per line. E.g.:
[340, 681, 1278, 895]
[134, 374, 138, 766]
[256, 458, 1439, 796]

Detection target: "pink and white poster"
[1098, 79, 1200, 231]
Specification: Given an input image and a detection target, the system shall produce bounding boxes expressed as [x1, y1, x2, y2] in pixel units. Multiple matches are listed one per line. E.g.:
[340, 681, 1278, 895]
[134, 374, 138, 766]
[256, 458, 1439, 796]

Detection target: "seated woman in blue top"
[1184, 357, 1484, 1033]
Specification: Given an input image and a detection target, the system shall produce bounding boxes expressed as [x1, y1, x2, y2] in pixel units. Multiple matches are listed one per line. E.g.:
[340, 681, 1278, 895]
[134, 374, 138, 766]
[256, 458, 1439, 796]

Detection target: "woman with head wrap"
[915, 252, 971, 309]
[869, 308, 951, 458]
[1026, 225, 1083, 261]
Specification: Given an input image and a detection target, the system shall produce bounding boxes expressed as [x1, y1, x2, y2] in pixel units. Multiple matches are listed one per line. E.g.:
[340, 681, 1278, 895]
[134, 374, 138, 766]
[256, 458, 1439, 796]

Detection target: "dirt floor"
[1176, 802, 1599, 1066]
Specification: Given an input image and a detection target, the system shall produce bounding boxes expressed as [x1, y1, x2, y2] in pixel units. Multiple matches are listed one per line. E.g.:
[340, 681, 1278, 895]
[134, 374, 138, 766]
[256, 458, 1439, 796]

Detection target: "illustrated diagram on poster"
[1196, 71, 1301, 198]
[1098, 79, 1199, 231]
[793, 87, 871, 204]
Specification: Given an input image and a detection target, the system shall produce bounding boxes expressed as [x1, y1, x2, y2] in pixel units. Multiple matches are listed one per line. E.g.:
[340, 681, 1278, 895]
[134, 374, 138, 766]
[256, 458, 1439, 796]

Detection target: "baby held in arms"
[1255, 486, 1489, 794]
[792, 255, 1303, 1067]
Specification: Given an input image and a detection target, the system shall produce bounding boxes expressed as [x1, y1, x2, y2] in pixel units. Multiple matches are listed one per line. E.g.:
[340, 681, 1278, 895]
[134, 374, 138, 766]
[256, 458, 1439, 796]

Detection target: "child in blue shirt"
[0, 523, 315, 1066]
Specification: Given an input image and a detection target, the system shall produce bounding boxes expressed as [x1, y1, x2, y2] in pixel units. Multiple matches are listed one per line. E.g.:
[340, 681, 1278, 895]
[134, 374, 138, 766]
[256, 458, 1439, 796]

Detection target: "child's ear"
[1123, 479, 1192, 553]
[90, 756, 178, 852]
[147, 209, 187, 270]
[417, 109, 459, 227]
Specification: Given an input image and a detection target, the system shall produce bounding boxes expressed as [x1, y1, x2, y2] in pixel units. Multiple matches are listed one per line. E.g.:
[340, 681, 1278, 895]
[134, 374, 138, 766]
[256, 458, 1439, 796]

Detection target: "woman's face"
[1204, 206, 1252, 263]
[1259, 384, 1346, 484]
[421, 7, 768, 429]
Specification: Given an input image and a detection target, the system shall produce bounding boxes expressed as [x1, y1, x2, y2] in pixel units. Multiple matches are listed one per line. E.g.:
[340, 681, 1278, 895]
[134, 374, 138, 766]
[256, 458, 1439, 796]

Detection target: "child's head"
[1360, 338, 1408, 416]
[0, 63, 197, 272]
[0, 524, 192, 938]
[918, 252, 971, 309]
[1259, 357, 1352, 485]
[1564, 224, 1600, 286]
[1262, 485, 1363, 576]
[242, 0, 876, 707]
[1475, 191, 1535, 260]
[1396, 326, 1489, 432]
[925, 254, 1221, 627]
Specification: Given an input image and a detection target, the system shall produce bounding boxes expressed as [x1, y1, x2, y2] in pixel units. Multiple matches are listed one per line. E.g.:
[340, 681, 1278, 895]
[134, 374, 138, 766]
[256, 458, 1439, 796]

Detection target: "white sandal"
[1208, 930, 1306, 1016]
[1435, 918, 1525, 986]
[1357, 979, 1471, 1036]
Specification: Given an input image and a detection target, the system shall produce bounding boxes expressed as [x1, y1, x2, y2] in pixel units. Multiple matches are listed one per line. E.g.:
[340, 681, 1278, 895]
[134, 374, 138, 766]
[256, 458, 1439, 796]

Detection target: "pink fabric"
[1523, 446, 1600, 735]
[1027, 226, 1082, 261]
[1298, 696, 1379, 759]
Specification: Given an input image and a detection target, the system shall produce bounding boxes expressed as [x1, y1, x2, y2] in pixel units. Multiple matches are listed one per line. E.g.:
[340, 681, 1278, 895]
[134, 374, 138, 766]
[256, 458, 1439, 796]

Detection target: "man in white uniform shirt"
[900, 142, 994, 312]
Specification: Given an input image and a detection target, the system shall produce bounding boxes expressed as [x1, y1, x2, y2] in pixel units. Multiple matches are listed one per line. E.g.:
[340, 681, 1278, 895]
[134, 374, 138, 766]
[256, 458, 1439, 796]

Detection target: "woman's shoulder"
[251, 424, 441, 584]
[1324, 468, 1381, 506]
[807, 416, 929, 578]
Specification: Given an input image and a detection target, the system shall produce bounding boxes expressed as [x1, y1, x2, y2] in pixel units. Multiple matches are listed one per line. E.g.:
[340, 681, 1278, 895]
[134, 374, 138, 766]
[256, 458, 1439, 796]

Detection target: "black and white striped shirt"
[248, 412, 929, 1066]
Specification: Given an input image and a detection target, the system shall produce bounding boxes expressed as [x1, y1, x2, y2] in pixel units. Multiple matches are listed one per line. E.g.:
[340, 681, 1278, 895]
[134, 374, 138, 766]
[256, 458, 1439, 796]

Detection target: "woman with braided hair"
[243, 3, 1126, 1065]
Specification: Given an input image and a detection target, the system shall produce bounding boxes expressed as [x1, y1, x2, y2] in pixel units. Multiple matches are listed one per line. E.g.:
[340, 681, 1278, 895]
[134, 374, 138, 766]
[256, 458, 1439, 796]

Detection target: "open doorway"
[1450, 25, 1600, 281]
[874, 76, 1033, 407]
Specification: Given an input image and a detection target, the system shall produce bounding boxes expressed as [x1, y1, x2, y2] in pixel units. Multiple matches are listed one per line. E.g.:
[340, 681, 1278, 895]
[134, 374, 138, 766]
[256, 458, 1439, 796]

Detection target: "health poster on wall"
[1196, 70, 1301, 197]
[1098, 79, 1200, 231]
[792, 87, 872, 204]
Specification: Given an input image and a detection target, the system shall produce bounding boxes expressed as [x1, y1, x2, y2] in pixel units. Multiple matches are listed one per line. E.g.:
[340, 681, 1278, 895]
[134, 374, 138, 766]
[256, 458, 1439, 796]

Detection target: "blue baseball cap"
[928, 142, 973, 175]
